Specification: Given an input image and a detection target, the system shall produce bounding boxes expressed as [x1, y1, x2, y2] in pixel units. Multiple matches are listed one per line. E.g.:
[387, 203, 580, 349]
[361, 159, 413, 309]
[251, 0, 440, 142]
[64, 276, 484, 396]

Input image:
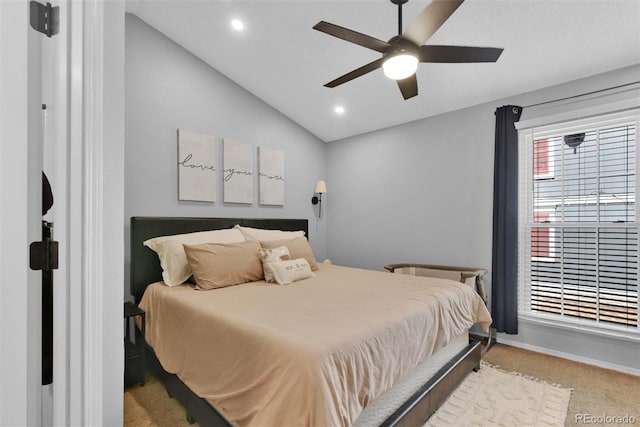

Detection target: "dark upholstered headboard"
[130, 217, 309, 303]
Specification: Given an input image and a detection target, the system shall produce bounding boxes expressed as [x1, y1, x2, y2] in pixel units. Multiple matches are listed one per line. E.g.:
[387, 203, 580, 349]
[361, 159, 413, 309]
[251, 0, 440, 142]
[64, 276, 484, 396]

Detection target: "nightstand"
[124, 301, 145, 388]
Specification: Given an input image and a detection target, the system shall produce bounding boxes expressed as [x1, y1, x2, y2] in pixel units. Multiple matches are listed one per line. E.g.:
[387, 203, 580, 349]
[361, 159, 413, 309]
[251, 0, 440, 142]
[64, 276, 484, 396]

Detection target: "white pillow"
[234, 225, 305, 242]
[268, 258, 315, 286]
[259, 237, 318, 271]
[143, 228, 245, 286]
[259, 246, 291, 283]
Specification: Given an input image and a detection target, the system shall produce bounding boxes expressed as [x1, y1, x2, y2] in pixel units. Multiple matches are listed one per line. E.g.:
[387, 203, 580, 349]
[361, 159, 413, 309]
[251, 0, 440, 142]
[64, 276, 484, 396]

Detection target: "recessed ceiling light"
[231, 19, 244, 31]
[334, 106, 345, 115]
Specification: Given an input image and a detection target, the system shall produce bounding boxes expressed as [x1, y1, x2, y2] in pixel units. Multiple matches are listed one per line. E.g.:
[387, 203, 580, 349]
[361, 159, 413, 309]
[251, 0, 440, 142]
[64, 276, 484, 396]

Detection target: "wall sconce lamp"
[311, 180, 327, 218]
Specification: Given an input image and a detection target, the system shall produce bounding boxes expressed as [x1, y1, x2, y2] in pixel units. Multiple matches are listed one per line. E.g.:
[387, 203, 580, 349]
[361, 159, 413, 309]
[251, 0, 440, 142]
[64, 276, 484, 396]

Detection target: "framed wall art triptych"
[176, 129, 285, 206]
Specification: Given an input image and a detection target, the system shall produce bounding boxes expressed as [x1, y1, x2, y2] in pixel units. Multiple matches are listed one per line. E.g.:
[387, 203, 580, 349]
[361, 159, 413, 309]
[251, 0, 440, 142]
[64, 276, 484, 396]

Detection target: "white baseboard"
[496, 336, 640, 377]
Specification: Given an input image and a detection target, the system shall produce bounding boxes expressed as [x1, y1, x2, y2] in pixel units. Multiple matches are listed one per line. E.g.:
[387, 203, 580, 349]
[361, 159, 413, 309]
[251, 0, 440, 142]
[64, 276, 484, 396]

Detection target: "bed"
[130, 217, 492, 427]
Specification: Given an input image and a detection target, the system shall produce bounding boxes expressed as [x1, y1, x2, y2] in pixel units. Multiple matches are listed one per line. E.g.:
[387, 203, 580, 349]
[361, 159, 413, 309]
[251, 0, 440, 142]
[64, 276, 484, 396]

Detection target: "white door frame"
[52, 1, 122, 425]
[72, 0, 106, 422]
[50, 0, 86, 423]
[63, 1, 124, 424]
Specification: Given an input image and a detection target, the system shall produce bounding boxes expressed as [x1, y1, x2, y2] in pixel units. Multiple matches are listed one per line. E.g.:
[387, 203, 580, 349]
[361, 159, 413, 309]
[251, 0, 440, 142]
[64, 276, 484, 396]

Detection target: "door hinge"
[30, 240, 59, 271]
[30, 1, 59, 38]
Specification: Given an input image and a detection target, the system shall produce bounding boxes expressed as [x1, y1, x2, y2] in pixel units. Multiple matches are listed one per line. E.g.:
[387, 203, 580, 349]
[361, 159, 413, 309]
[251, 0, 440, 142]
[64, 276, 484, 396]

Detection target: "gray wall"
[124, 14, 328, 299]
[327, 64, 640, 374]
[327, 104, 494, 273]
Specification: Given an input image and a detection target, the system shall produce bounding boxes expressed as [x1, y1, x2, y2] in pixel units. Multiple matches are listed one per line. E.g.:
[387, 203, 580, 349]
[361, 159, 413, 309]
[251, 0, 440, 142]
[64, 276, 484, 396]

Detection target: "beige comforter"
[140, 263, 492, 427]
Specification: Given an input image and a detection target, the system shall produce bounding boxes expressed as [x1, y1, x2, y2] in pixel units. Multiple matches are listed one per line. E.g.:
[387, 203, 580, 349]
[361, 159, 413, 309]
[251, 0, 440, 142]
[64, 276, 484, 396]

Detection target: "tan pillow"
[269, 258, 315, 286]
[259, 246, 291, 283]
[260, 237, 318, 271]
[183, 241, 263, 290]
[143, 228, 246, 286]
[234, 225, 305, 241]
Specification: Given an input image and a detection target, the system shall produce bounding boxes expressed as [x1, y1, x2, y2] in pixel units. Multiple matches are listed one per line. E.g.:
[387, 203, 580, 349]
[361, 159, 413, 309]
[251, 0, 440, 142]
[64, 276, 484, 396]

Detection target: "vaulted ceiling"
[125, 0, 640, 142]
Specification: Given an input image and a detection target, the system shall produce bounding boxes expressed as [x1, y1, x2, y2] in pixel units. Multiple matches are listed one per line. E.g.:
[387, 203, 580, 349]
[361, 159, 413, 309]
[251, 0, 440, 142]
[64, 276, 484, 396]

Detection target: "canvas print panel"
[259, 147, 285, 205]
[177, 128, 216, 202]
[223, 139, 254, 204]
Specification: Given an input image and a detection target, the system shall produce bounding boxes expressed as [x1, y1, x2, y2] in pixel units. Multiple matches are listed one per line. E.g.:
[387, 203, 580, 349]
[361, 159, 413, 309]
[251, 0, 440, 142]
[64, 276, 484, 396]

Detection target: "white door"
[0, 1, 46, 425]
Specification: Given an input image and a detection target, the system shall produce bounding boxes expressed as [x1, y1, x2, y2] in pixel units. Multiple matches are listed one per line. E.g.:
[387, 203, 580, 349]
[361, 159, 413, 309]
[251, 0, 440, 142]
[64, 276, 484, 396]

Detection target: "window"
[518, 111, 639, 331]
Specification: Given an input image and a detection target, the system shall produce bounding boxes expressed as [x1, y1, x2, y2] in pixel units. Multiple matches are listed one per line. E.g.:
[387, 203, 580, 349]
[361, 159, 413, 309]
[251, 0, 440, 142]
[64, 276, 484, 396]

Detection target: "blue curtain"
[491, 105, 522, 334]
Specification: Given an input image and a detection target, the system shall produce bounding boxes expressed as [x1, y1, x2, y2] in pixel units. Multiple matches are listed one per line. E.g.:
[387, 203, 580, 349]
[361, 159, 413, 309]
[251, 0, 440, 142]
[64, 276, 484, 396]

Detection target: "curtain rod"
[523, 81, 640, 109]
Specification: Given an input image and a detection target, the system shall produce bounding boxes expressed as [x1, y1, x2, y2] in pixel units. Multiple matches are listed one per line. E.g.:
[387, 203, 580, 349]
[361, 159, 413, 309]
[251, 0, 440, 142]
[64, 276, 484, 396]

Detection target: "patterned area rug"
[424, 362, 572, 427]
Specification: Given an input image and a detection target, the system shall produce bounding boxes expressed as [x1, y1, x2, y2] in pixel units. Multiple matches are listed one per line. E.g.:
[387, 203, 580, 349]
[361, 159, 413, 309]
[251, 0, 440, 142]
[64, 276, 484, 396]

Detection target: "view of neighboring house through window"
[519, 111, 639, 331]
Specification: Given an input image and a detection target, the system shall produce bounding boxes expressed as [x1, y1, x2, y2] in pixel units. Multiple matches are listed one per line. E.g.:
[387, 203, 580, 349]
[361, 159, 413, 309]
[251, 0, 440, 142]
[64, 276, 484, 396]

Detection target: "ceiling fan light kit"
[383, 54, 418, 80]
[313, 0, 503, 100]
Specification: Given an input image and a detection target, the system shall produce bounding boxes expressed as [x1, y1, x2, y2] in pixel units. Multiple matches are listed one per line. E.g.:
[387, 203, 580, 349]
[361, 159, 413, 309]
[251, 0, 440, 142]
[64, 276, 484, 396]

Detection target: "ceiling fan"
[313, 0, 503, 100]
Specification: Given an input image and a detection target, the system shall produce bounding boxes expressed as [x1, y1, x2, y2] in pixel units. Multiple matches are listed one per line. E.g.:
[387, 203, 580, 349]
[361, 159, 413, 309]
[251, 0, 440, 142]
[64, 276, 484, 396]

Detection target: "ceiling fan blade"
[403, 0, 464, 46]
[419, 45, 503, 63]
[313, 21, 390, 53]
[397, 74, 418, 100]
[324, 57, 385, 88]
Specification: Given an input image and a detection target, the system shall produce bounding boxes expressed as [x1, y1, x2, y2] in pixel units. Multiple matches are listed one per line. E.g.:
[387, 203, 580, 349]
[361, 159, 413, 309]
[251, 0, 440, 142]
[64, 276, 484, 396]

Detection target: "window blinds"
[519, 111, 639, 329]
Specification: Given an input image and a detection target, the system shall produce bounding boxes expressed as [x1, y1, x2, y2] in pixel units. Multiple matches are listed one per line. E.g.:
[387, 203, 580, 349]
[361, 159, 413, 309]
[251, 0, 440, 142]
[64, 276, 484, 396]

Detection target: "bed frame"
[130, 216, 482, 427]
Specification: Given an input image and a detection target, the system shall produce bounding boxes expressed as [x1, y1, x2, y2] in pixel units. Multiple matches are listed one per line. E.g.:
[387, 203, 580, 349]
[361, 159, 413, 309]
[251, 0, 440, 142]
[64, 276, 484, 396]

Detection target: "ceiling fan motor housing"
[385, 36, 419, 58]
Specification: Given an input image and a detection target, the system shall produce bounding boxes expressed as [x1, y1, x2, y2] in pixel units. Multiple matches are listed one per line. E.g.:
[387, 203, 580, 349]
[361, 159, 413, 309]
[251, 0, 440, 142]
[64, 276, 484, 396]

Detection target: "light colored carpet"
[124, 377, 195, 427]
[424, 361, 571, 427]
[483, 344, 640, 427]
